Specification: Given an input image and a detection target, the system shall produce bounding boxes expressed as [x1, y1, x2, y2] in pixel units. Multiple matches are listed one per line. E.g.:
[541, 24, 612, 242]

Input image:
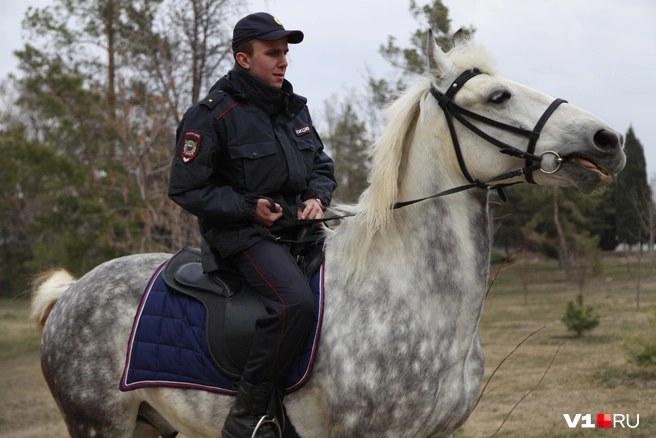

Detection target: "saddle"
[162, 227, 324, 378]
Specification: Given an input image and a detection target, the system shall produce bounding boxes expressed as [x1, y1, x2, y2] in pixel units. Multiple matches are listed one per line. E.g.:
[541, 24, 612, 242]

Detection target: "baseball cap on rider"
[232, 12, 304, 51]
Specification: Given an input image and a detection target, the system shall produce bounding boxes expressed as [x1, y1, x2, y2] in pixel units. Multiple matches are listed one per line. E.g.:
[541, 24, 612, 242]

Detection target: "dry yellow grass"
[459, 253, 656, 438]
[0, 300, 67, 437]
[1, 253, 654, 437]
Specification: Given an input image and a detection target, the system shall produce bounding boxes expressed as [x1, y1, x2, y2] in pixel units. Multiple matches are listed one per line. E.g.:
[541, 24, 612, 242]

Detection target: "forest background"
[0, 0, 654, 297]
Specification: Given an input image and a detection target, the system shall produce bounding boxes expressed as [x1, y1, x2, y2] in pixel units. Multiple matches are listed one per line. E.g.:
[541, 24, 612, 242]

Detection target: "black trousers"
[229, 239, 315, 385]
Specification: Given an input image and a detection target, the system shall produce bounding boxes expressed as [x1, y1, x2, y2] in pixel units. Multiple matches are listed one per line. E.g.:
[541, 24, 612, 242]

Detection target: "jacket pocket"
[294, 136, 315, 176]
[228, 140, 285, 194]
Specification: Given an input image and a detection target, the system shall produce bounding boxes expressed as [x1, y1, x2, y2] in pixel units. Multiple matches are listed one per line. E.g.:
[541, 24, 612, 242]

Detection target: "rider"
[168, 12, 337, 438]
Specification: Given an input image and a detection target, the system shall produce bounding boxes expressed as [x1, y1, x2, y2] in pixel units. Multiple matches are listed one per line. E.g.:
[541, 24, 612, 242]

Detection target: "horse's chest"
[318, 318, 484, 436]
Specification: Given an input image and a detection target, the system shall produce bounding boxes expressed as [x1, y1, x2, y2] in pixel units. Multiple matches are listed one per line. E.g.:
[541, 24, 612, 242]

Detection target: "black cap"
[232, 12, 304, 51]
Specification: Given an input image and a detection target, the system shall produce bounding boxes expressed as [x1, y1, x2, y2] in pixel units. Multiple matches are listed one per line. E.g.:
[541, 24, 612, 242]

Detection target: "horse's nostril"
[594, 129, 620, 149]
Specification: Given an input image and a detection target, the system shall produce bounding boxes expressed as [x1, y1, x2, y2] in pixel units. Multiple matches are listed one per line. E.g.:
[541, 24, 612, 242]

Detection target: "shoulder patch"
[199, 91, 226, 110]
[181, 130, 201, 163]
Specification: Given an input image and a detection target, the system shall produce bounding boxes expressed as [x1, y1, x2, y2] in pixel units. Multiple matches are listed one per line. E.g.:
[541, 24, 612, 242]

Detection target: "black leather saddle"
[162, 229, 324, 378]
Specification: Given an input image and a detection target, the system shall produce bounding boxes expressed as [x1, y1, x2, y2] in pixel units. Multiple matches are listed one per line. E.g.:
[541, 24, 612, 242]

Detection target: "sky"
[1, 0, 655, 175]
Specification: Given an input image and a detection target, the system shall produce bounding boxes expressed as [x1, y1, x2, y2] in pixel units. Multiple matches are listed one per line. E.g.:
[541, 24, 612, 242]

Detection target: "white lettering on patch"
[295, 125, 311, 136]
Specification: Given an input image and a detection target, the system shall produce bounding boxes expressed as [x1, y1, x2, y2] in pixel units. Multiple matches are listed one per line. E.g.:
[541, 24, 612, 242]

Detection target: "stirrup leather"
[252, 415, 282, 438]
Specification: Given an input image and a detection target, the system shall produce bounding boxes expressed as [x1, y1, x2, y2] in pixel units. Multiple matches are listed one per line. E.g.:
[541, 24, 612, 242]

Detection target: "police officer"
[168, 12, 337, 438]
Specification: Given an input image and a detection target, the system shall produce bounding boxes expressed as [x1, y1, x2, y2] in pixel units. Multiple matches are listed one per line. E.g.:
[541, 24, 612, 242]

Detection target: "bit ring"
[539, 151, 563, 174]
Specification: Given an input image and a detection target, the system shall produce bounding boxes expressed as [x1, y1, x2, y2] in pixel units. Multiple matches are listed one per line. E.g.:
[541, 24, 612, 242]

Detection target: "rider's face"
[240, 38, 289, 89]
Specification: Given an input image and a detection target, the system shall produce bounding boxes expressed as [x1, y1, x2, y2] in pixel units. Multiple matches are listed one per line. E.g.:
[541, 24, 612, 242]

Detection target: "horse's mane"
[329, 41, 498, 278]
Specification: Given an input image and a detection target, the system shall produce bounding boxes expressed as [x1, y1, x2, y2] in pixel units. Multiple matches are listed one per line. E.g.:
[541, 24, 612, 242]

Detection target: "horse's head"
[425, 30, 626, 194]
[345, 31, 627, 276]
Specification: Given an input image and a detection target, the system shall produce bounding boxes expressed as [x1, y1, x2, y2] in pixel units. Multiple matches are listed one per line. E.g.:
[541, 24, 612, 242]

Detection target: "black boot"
[222, 380, 281, 438]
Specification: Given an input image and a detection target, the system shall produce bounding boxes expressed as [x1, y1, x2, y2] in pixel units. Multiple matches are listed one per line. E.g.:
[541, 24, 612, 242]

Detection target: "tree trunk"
[553, 188, 569, 279]
[105, 0, 118, 182]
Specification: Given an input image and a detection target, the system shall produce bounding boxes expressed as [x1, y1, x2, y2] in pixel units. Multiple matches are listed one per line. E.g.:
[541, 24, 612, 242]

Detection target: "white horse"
[32, 32, 625, 438]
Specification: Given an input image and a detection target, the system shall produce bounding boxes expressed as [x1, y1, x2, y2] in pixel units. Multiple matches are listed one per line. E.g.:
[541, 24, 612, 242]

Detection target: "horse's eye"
[489, 91, 511, 104]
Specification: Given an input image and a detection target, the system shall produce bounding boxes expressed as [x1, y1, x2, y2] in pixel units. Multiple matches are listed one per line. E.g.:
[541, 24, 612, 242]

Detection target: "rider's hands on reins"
[297, 198, 324, 226]
[254, 198, 283, 226]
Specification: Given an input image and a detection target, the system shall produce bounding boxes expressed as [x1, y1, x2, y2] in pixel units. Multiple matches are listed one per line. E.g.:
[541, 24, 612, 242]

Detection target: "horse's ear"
[451, 28, 467, 47]
[426, 29, 452, 77]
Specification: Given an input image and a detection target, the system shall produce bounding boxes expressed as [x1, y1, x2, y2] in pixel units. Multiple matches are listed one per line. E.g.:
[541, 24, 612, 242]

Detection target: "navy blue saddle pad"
[120, 255, 325, 395]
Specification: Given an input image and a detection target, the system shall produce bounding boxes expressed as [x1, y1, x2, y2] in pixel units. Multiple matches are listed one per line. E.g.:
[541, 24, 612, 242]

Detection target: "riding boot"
[277, 390, 301, 438]
[222, 380, 281, 438]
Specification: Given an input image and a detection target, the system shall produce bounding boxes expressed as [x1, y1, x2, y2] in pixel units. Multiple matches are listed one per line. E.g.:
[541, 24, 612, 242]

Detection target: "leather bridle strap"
[429, 69, 567, 185]
[254, 71, 570, 242]
[524, 98, 567, 183]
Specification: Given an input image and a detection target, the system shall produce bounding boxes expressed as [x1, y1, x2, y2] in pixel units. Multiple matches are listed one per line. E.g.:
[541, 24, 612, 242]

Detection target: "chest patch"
[182, 130, 201, 163]
[294, 125, 311, 137]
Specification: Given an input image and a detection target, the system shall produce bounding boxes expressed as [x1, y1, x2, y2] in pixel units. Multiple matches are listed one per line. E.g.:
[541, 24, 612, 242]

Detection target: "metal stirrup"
[252, 415, 282, 438]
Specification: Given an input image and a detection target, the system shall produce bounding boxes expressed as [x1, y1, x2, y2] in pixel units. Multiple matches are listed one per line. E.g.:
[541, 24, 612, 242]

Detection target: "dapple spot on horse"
[31, 31, 625, 438]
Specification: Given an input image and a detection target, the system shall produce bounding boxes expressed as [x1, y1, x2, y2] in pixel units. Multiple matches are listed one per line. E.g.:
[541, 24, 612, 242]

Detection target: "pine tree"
[323, 99, 370, 204]
[378, 0, 476, 90]
[1, 0, 240, 292]
[362, 1, 476, 137]
[615, 126, 652, 246]
[561, 294, 599, 338]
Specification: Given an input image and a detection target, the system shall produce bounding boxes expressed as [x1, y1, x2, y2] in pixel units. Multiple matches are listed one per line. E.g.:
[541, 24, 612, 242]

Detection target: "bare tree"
[115, 0, 242, 252]
[569, 232, 600, 297]
[624, 231, 644, 311]
[168, 0, 242, 105]
[623, 173, 656, 311]
[520, 248, 531, 305]
[553, 188, 570, 279]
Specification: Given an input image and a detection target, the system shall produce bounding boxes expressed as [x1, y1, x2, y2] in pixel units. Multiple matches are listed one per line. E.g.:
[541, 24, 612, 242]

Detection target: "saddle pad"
[120, 259, 325, 395]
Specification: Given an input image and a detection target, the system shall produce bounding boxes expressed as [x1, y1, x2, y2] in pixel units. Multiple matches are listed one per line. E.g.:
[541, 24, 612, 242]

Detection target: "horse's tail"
[31, 269, 77, 333]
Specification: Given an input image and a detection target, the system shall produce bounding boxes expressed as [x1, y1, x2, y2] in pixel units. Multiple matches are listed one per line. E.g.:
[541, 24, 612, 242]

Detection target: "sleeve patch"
[182, 130, 201, 163]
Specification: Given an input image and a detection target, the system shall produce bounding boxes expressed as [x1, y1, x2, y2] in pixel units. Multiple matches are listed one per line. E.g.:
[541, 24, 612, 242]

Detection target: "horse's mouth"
[567, 155, 610, 176]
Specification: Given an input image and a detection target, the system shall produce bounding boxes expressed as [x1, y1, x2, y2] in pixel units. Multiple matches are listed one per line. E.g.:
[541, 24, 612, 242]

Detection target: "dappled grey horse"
[32, 31, 625, 437]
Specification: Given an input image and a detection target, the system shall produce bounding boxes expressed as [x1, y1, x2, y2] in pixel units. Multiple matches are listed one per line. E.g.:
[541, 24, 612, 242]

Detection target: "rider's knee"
[287, 287, 315, 324]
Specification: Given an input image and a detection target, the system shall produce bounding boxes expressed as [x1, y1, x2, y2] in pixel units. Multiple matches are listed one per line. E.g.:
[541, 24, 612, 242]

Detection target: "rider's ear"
[236, 52, 251, 70]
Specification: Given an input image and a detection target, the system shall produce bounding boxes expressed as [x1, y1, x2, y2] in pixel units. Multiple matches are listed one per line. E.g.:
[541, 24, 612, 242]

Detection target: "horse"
[31, 31, 625, 438]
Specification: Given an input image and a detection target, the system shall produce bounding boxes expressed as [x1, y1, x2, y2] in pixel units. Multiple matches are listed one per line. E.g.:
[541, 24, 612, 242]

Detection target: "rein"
[262, 69, 568, 238]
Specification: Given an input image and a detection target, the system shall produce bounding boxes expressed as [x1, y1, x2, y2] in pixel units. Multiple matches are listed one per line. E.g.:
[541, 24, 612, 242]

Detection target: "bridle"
[265, 68, 570, 234]
[429, 68, 567, 189]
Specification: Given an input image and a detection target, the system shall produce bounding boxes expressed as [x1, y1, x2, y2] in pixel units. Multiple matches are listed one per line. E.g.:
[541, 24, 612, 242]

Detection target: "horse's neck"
[387, 139, 492, 310]
[395, 190, 491, 290]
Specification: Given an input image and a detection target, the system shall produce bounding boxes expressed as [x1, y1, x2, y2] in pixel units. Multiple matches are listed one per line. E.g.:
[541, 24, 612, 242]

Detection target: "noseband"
[429, 68, 567, 187]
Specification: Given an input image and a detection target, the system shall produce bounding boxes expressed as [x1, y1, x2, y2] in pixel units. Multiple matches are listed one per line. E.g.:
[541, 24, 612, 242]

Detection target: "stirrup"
[252, 415, 282, 438]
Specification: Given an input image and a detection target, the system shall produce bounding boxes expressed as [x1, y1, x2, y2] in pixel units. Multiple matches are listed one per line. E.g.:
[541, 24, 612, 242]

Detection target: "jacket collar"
[211, 64, 306, 118]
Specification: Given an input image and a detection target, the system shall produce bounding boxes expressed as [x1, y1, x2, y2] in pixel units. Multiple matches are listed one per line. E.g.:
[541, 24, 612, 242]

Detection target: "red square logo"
[597, 413, 612, 428]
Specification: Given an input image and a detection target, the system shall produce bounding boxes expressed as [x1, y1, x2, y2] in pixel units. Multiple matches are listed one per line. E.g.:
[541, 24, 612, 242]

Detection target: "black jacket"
[168, 67, 337, 257]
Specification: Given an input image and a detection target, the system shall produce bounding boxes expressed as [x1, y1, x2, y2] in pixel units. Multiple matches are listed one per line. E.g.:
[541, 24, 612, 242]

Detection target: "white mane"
[447, 41, 499, 77]
[329, 41, 498, 278]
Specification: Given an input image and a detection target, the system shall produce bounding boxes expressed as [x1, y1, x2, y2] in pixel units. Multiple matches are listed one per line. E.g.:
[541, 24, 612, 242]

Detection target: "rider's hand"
[297, 198, 324, 226]
[254, 199, 283, 226]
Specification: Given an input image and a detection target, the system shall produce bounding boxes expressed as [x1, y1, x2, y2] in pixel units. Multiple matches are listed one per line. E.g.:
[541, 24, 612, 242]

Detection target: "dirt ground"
[1, 254, 654, 437]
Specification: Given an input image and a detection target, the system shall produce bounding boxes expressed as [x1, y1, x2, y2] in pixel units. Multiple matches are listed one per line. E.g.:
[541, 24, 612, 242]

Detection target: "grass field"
[0, 252, 654, 437]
